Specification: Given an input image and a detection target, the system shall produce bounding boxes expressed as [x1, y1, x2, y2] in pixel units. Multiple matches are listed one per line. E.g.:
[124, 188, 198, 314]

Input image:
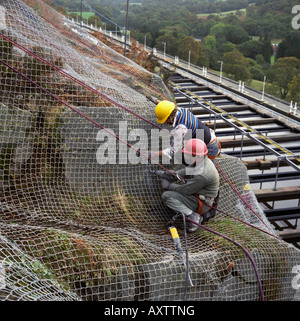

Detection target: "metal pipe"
[240, 133, 244, 160]
[124, 0, 130, 56]
[80, 0, 82, 27]
[172, 86, 300, 172]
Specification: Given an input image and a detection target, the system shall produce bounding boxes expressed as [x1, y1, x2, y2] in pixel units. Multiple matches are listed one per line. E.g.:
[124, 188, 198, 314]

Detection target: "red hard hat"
[182, 139, 208, 156]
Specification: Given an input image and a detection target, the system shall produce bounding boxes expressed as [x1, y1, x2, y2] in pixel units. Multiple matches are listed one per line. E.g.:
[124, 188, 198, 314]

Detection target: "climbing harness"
[207, 138, 222, 161]
[195, 195, 211, 216]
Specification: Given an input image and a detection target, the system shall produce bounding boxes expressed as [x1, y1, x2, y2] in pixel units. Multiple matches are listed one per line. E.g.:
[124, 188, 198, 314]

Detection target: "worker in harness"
[156, 138, 220, 233]
[148, 99, 221, 162]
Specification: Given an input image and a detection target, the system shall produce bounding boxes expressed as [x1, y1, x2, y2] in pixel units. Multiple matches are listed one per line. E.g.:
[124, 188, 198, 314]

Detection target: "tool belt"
[207, 138, 221, 160]
[207, 129, 221, 160]
[195, 194, 213, 215]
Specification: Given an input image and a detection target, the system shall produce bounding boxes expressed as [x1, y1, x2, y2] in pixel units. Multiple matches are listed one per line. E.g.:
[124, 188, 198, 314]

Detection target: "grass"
[250, 77, 295, 102]
[250, 78, 288, 101]
[270, 55, 275, 65]
[199, 217, 290, 300]
[69, 11, 95, 19]
[250, 79, 265, 91]
[197, 8, 247, 19]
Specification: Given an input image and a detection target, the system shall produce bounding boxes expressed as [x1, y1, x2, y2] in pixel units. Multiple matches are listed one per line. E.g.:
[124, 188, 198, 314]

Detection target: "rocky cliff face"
[0, 0, 299, 301]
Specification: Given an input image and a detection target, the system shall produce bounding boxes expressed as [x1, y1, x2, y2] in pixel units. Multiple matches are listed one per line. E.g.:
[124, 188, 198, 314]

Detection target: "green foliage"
[288, 75, 300, 104]
[276, 31, 300, 60]
[177, 36, 201, 64]
[223, 49, 251, 81]
[247, 58, 265, 81]
[204, 35, 217, 51]
[197, 45, 210, 68]
[224, 24, 249, 45]
[220, 41, 237, 54]
[267, 57, 300, 98]
[238, 40, 264, 60]
[154, 33, 178, 57]
[50, 0, 300, 100]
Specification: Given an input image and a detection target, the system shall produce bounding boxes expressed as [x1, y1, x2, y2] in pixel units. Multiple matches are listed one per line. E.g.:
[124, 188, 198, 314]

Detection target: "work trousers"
[162, 191, 210, 216]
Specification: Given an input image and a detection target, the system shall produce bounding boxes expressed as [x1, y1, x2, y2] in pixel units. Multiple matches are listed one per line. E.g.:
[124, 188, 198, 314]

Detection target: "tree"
[260, 12, 278, 39]
[242, 17, 261, 36]
[132, 30, 153, 47]
[177, 36, 200, 64]
[223, 49, 251, 81]
[238, 40, 264, 60]
[256, 54, 266, 66]
[209, 22, 226, 44]
[89, 14, 103, 29]
[267, 57, 300, 98]
[262, 38, 273, 64]
[210, 22, 226, 36]
[197, 43, 209, 68]
[203, 35, 217, 52]
[224, 25, 249, 45]
[220, 42, 236, 54]
[154, 33, 178, 57]
[247, 58, 265, 81]
[276, 31, 300, 60]
[288, 75, 300, 104]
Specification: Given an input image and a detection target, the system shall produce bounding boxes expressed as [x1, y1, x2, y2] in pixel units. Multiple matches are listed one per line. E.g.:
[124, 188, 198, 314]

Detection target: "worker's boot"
[187, 212, 202, 233]
[206, 191, 219, 222]
[203, 192, 219, 223]
[166, 212, 181, 229]
[202, 208, 216, 223]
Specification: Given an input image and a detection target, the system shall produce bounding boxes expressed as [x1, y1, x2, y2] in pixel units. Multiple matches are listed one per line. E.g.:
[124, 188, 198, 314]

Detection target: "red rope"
[40, 14, 168, 101]
[215, 163, 272, 232]
[0, 25, 273, 236]
[0, 57, 175, 177]
[0, 31, 164, 131]
[185, 215, 265, 301]
[208, 204, 279, 239]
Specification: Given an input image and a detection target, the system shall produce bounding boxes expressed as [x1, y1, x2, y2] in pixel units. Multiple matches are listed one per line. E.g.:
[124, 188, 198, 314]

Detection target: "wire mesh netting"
[0, 0, 299, 301]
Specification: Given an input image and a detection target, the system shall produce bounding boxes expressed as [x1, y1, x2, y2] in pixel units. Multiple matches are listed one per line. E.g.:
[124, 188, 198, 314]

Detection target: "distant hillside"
[52, 0, 300, 102]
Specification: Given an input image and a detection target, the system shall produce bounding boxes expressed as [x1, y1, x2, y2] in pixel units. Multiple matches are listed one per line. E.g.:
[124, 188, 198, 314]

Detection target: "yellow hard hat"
[155, 100, 175, 124]
[244, 184, 251, 191]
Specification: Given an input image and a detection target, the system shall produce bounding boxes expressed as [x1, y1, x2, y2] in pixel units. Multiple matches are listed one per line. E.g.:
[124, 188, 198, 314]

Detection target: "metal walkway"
[78, 21, 300, 248]
[167, 72, 300, 248]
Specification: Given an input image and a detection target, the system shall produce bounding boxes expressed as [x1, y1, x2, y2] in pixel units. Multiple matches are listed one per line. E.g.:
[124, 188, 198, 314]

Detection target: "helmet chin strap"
[184, 154, 205, 166]
[185, 156, 206, 176]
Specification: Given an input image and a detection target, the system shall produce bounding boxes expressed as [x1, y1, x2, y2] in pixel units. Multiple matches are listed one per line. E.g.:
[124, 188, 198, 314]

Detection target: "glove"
[155, 170, 166, 178]
[161, 179, 171, 190]
[146, 96, 158, 104]
[155, 170, 176, 181]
